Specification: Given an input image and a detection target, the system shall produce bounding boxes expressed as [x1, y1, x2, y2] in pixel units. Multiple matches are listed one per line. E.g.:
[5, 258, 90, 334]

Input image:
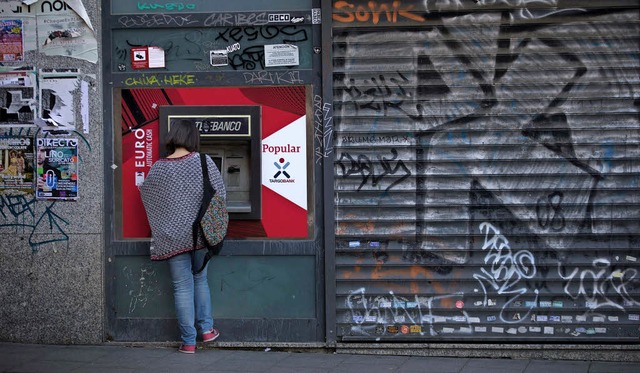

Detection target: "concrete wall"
[0, 0, 103, 344]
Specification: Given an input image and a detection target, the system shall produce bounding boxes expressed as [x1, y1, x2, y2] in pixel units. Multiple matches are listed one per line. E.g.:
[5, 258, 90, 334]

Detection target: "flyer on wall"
[0, 135, 34, 193]
[0, 19, 24, 63]
[0, 70, 37, 125]
[39, 69, 78, 129]
[36, 137, 78, 200]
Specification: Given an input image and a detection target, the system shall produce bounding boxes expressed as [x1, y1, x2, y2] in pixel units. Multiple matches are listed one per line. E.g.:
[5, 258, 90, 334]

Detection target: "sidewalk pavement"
[2, 342, 640, 373]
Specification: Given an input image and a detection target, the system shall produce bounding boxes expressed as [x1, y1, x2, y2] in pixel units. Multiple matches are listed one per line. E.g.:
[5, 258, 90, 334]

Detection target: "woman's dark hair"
[165, 119, 200, 154]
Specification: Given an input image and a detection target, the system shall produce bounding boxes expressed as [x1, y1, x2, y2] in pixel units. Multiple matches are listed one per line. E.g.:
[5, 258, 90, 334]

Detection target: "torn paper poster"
[23, 0, 94, 31]
[0, 70, 37, 125]
[44, 28, 82, 46]
[0, 19, 24, 63]
[80, 79, 88, 133]
[37, 10, 97, 63]
[39, 69, 79, 129]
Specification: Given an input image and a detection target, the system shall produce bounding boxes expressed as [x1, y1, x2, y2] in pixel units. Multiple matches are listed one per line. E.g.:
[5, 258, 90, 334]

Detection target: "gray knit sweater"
[139, 152, 226, 260]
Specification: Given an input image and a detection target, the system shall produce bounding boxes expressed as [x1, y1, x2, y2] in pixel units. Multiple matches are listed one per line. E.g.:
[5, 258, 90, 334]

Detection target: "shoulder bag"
[192, 153, 229, 274]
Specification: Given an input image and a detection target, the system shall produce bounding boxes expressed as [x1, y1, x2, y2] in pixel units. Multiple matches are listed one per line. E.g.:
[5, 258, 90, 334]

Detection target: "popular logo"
[273, 158, 290, 179]
[270, 158, 295, 184]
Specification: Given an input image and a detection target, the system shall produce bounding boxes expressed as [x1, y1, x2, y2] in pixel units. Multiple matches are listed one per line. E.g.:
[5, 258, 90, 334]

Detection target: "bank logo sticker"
[273, 158, 291, 180]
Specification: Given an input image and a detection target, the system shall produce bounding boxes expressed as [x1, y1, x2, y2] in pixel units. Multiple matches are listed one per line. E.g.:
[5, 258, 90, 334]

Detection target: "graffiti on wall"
[112, 24, 310, 73]
[333, 0, 640, 339]
[0, 127, 91, 252]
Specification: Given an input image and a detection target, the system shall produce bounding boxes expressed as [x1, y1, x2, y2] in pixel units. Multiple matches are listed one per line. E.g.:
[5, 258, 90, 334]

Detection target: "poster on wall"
[37, 4, 97, 63]
[0, 70, 36, 125]
[0, 135, 34, 193]
[39, 69, 78, 129]
[0, 19, 24, 63]
[0, 2, 36, 54]
[35, 137, 78, 200]
[261, 115, 307, 216]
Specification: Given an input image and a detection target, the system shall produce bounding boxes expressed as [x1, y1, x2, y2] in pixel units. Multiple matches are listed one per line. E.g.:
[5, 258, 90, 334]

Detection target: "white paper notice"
[264, 44, 299, 67]
[81, 79, 89, 133]
[148, 47, 165, 69]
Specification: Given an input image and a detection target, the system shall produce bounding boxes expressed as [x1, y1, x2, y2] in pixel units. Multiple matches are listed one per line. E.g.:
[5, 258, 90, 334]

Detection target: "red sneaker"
[202, 328, 220, 343]
[178, 344, 196, 354]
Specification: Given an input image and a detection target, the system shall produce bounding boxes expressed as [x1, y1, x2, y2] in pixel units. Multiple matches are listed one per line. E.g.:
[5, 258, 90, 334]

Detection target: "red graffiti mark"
[333, 0, 425, 24]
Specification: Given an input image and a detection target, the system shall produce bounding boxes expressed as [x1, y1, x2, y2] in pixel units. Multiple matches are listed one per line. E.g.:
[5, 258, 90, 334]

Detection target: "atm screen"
[211, 156, 223, 172]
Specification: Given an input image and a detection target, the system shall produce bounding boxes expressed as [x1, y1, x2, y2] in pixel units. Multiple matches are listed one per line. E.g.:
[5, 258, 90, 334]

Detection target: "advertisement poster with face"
[36, 137, 78, 200]
[0, 136, 34, 193]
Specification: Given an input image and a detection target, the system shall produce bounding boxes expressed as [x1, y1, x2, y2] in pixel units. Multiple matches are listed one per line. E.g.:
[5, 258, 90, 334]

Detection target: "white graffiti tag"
[474, 222, 538, 323]
[559, 259, 640, 311]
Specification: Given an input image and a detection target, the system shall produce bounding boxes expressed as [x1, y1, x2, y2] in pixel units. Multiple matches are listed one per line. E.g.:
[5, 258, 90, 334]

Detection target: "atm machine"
[159, 105, 261, 220]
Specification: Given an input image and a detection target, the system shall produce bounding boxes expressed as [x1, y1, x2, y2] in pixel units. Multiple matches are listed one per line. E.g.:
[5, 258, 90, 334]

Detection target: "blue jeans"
[168, 250, 213, 345]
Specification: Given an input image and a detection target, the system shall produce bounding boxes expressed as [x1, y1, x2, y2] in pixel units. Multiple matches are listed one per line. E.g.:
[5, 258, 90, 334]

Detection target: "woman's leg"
[192, 249, 214, 334]
[168, 253, 197, 345]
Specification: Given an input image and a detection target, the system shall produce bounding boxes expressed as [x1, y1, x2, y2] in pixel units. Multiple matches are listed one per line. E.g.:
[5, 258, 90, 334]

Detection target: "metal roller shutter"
[332, 0, 640, 341]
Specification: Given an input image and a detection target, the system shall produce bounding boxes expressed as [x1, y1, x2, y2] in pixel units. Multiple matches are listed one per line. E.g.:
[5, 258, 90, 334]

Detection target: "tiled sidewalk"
[1, 342, 639, 373]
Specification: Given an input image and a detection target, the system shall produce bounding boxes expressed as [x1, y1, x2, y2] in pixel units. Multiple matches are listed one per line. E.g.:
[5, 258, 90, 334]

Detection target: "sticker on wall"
[544, 327, 554, 335]
[576, 315, 587, 322]
[210, 50, 228, 67]
[264, 44, 299, 67]
[131, 46, 165, 70]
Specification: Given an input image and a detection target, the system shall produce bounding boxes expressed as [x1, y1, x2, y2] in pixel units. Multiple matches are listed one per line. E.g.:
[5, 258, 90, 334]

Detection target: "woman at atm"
[139, 119, 226, 354]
